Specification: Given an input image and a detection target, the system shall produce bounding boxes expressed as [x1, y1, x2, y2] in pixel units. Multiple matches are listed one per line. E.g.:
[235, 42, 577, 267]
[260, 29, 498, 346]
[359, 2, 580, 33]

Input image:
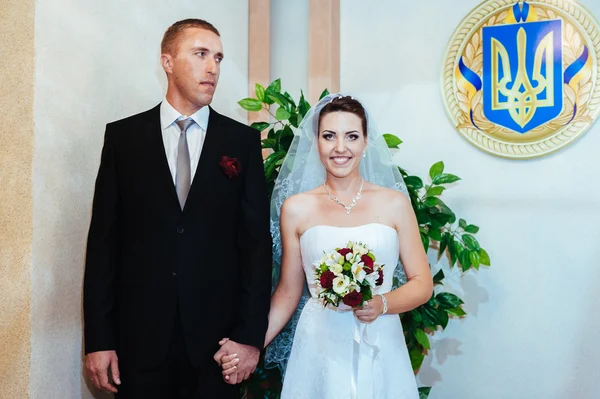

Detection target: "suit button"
[177, 227, 184, 234]
[173, 272, 177, 277]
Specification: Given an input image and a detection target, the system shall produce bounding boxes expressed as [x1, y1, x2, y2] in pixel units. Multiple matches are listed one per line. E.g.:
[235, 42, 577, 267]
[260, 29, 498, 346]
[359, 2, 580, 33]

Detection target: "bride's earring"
[362, 150, 367, 158]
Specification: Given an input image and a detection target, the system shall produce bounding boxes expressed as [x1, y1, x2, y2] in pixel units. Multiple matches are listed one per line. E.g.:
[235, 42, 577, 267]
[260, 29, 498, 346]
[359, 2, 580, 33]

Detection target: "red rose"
[376, 269, 384, 286]
[361, 255, 374, 273]
[219, 156, 241, 178]
[319, 270, 336, 289]
[337, 248, 352, 257]
[342, 290, 364, 307]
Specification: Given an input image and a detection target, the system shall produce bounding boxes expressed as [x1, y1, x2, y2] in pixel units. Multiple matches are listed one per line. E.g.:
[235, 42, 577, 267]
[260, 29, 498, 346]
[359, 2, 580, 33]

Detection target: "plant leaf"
[251, 122, 270, 132]
[429, 161, 444, 179]
[465, 224, 480, 234]
[415, 329, 430, 350]
[432, 173, 461, 185]
[459, 218, 467, 229]
[261, 138, 277, 149]
[462, 234, 480, 251]
[275, 107, 291, 121]
[267, 78, 281, 94]
[427, 228, 442, 241]
[447, 307, 467, 317]
[319, 88, 330, 100]
[405, 176, 424, 190]
[469, 250, 481, 269]
[298, 90, 311, 120]
[419, 387, 432, 399]
[426, 186, 445, 197]
[238, 98, 263, 112]
[436, 292, 464, 308]
[410, 346, 425, 371]
[255, 83, 266, 103]
[384, 134, 403, 148]
[479, 248, 491, 266]
[433, 269, 445, 285]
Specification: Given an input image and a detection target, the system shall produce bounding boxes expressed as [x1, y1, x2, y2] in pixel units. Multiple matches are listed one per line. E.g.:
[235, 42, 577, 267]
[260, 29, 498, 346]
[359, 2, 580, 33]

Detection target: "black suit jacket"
[83, 104, 272, 371]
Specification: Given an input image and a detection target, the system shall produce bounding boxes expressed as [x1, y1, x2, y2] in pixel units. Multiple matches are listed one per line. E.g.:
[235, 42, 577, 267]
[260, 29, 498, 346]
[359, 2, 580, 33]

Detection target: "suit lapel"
[146, 103, 181, 211]
[183, 106, 227, 214]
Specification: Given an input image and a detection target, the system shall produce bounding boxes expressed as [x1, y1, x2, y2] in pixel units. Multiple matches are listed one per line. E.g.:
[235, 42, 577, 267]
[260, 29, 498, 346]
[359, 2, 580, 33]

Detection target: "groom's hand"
[85, 350, 121, 393]
[214, 338, 259, 384]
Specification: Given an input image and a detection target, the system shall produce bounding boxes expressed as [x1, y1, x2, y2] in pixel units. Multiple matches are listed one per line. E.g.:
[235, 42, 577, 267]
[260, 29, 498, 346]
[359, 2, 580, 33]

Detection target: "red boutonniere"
[219, 156, 241, 178]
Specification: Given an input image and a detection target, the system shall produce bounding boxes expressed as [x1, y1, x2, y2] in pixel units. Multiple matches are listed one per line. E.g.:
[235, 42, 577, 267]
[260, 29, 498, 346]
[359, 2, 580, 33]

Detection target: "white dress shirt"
[160, 99, 210, 184]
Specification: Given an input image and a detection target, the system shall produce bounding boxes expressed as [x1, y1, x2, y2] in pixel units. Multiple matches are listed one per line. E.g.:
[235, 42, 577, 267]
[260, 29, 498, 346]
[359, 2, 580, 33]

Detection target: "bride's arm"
[382, 192, 433, 314]
[263, 198, 306, 348]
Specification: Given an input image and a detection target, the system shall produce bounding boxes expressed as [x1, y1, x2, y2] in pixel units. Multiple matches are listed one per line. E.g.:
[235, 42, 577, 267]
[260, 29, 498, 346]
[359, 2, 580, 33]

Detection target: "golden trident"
[491, 27, 555, 128]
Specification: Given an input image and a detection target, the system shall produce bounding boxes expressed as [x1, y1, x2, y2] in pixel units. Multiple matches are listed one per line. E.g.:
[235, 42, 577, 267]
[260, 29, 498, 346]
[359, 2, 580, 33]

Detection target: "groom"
[83, 19, 272, 398]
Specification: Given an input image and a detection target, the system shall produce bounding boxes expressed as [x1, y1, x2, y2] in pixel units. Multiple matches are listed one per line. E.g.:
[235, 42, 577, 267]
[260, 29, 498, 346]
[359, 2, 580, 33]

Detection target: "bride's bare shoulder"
[281, 189, 321, 219]
[367, 183, 412, 210]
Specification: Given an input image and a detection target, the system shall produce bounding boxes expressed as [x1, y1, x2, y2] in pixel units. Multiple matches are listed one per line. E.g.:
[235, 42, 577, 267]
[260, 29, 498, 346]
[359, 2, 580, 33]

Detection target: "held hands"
[213, 338, 259, 385]
[353, 294, 386, 323]
[85, 350, 121, 393]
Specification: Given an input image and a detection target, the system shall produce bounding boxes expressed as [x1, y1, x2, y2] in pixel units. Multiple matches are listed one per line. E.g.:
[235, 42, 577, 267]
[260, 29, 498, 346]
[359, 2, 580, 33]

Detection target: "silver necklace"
[323, 178, 364, 215]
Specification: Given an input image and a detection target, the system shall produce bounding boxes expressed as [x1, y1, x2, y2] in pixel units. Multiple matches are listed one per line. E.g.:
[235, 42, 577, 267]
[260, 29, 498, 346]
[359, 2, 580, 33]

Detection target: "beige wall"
[0, 0, 34, 397]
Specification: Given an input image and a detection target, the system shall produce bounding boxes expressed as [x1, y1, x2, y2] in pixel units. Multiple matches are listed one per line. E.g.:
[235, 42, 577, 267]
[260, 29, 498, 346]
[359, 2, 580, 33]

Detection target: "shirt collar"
[160, 98, 210, 131]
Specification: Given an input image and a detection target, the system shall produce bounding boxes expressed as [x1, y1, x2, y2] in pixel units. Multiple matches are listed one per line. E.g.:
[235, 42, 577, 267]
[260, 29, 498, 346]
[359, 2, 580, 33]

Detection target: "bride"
[221, 94, 432, 398]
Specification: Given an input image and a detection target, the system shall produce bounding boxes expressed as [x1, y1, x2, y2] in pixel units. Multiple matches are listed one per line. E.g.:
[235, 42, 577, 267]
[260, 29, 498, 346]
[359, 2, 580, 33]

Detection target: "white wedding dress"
[281, 223, 419, 399]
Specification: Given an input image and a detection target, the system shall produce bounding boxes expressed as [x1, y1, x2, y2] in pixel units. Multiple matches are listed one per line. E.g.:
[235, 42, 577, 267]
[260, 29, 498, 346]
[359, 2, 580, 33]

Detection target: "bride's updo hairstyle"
[317, 95, 368, 137]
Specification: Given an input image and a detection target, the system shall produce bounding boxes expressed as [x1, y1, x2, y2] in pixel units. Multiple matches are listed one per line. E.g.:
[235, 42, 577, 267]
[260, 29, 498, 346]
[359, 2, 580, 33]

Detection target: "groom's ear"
[160, 53, 173, 74]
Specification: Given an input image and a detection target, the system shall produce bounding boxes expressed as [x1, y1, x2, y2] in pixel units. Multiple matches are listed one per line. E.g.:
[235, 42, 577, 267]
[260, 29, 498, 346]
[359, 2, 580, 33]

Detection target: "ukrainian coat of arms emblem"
[442, 0, 600, 158]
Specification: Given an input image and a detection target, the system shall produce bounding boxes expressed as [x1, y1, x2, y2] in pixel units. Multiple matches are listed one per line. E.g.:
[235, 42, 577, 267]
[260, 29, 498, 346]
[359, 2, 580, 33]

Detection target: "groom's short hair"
[161, 19, 220, 56]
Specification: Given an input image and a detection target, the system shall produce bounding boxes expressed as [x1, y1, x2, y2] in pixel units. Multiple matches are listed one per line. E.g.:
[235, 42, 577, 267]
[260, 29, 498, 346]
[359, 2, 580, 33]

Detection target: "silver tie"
[175, 118, 195, 210]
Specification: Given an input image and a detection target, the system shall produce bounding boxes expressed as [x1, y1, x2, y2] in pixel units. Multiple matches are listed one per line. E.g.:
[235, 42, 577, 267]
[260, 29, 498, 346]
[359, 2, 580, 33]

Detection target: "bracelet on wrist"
[379, 294, 388, 315]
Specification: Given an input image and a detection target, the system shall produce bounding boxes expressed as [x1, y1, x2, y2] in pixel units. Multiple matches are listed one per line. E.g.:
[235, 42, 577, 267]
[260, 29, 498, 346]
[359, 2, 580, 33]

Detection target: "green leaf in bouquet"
[433, 269, 445, 285]
[362, 285, 373, 302]
[255, 83, 266, 103]
[319, 88, 330, 100]
[414, 328, 431, 349]
[238, 98, 263, 112]
[465, 224, 480, 234]
[405, 175, 424, 190]
[384, 134, 403, 148]
[447, 307, 467, 317]
[462, 234, 480, 251]
[479, 248, 491, 266]
[429, 161, 444, 180]
[432, 173, 461, 185]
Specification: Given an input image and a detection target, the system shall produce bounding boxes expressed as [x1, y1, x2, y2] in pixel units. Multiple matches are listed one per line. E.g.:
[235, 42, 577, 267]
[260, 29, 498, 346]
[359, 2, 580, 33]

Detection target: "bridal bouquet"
[314, 241, 384, 308]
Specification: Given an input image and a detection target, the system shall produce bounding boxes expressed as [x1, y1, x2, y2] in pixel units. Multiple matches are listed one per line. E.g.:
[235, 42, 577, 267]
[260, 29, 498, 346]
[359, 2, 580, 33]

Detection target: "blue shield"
[482, 20, 563, 133]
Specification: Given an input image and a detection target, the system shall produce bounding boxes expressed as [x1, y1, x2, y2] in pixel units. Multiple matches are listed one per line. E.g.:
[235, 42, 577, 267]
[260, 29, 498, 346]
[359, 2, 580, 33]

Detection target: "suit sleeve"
[229, 129, 273, 349]
[83, 125, 120, 354]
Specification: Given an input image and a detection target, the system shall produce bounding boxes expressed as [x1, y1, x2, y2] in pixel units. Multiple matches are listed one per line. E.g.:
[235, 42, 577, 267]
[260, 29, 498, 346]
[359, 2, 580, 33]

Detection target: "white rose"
[345, 252, 354, 261]
[332, 275, 350, 295]
[351, 262, 366, 283]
